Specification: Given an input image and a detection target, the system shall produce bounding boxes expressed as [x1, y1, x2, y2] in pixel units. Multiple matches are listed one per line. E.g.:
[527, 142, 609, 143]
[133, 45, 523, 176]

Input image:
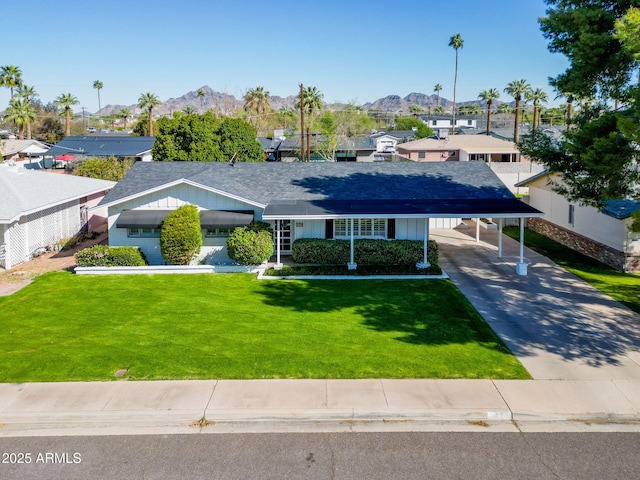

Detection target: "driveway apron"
[433, 227, 640, 380]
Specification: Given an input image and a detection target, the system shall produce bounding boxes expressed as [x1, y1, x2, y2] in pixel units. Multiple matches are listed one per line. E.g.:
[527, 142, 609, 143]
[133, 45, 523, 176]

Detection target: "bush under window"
[75, 245, 147, 267]
[160, 204, 203, 265]
[226, 221, 274, 264]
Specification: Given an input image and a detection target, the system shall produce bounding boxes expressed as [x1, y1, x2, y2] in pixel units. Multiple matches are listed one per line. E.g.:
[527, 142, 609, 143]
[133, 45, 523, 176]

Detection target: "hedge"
[75, 245, 147, 267]
[226, 221, 274, 264]
[160, 204, 202, 265]
[292, 238, 439, 266]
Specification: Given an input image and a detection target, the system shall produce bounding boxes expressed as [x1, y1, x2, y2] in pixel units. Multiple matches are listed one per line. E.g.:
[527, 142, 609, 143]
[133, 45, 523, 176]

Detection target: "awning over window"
[116, 210, 171, 229]
[200, 210, 254, 229]
[116, 209, 254, 229]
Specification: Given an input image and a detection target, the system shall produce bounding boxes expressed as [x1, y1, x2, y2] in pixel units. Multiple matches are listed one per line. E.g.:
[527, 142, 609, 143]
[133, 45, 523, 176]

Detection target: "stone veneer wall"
[528, 218, 639, 272]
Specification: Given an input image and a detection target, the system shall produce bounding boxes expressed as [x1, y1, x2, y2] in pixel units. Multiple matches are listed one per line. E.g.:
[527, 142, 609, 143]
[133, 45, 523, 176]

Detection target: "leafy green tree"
[504, 79, 531, 142]
[448, 34, 464, 133]
[55, 93, 79, 137]
[0, 65, 22, 100]
[5, 98, 36, 139]
[478, 88, 500, 135]
[457, 104, 481, 116]
[93, 80, 103, 115]
[138, 92, 160, 136]
[160, 204, 202, 265]
[540, 107, 565, 126]
[394, 117, 433, 138]
[152, 112, 263, 162]
[434, 83, 443, 106]
[73, 157, 134, 181]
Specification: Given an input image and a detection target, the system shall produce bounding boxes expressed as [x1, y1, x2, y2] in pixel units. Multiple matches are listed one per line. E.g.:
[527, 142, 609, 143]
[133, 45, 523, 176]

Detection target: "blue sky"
[4, 0, 568, 112]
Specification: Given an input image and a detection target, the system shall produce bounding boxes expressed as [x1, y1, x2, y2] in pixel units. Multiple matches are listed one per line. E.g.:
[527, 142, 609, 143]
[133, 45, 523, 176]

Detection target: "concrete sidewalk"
[2, 227, 640, 437]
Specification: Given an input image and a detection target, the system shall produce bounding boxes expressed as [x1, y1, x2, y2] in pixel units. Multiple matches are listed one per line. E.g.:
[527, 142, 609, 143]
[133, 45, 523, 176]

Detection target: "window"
[418, 152, 426, 159]
[568, 205, 575, 226]
[448, 151, 456, 157]
[204, 227, 232, 237]
[128, 228, 160, 238]
[334, 219, 386, 238]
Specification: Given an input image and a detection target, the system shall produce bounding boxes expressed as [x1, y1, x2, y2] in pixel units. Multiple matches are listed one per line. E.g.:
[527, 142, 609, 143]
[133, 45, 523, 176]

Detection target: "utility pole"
[299, 83, 305, 162]
[82, 107, 87, 131]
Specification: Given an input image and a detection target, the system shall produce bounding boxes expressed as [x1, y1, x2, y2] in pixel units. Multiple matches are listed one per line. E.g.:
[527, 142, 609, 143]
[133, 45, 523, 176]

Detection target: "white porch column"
[515, 217, 528, 275]
[348, 218, 357, 270]
[416, 217, 431, 269]
[498, 218, 503, 258]
[274, 219, 283, 270]
[475, 217, 480, 242]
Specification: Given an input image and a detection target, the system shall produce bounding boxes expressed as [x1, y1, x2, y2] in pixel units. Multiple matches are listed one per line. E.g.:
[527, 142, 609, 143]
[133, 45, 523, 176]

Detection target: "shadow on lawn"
[256, 279, 510, 352]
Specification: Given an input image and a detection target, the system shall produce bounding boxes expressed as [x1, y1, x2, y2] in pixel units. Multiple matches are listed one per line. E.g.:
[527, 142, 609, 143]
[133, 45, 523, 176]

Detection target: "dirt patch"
[0, 232, 108, 295]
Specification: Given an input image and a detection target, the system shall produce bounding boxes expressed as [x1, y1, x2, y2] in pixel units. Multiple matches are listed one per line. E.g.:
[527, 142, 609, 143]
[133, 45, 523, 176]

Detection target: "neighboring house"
[274, 135, 378, 162]
[1, 139, 49, 162]
[98, 161, 541, 274]
[370, 130, 417, 153]
[44, 135, 155, 162]
[397, 135, 521, 163]
[0, 164, 115, 269]
[517, 170, 640, 272]
[419, 115, 480, 132]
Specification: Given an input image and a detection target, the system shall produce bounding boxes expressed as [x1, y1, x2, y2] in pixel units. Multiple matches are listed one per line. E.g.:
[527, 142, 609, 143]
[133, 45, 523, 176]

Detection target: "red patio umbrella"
[55, 154, 77, 161]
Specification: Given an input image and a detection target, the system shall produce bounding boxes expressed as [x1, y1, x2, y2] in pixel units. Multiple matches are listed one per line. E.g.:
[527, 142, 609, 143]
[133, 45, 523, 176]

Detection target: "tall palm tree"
[478, 88, 500, 136]
[504, 79, 531, 142]
[118, 107, 131, 130]
[55, 93, 79, 137]
[138, 92, 160, 136]
[525, 88, 548, 133]
[16, 84, 38, 102]
[5, 98, 36, 139]
[93, 80, 103, 116]
[1, 65, 23, 100]
[448, 34, 464, 134]
[434, 83, 443, 107]
[197, 88, 205, 111]
[243, 86, 271, 133]
[182, 106, 196, 114]
[296, 85, 324, 116]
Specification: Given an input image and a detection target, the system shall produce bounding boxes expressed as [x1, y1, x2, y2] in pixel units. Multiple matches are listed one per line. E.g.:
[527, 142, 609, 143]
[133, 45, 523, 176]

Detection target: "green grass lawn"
[0, 272, 528, 382]
[504, 227, 640, 314]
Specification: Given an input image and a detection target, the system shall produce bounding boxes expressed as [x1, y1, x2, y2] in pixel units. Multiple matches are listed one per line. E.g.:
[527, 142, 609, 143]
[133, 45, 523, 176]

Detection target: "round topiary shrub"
[227, 221, 274, 264]
[160, 204, 202, 265]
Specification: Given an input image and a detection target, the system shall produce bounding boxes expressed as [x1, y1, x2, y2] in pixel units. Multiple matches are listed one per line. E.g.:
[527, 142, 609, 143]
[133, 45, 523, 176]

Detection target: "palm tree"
[296, 85, 324, 115]
[118, 108, 131, 130]
[448, 34, 464, 134]
[93, 80, 103, 116]
[197, 88, 205, 111]
[5, 98, 36, 139]
[16, 84, 38, 102]
[504, 79, 531, 142]
[497, 103, 512, 114]
[434, 105, 446, 115]
[138, 92, 160, 136]
[525, 88, 548, 133]
[478, 88, 500, 136]
[434, 83, 443, 107]
[182, 106, 196, 114]
[1, 65, 23, 100]
[55, 93, 79, 137]
[243, 86, 271, 132]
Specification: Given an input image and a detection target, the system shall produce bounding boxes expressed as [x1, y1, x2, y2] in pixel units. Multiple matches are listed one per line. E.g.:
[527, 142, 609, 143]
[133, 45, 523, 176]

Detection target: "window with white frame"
[334, 219, 386, 238]
[204, 227, 233, 237]
[128, 228, 160, 238]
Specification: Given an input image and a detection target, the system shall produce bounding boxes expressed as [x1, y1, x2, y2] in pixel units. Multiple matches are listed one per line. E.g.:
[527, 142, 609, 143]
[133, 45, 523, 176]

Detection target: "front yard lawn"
[504, 227, 640, 314]
[0, 272, 529, 382]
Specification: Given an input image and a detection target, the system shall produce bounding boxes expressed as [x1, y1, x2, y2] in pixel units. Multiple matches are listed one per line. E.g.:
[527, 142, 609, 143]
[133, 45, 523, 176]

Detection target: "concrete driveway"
[434, 226, 640, 381]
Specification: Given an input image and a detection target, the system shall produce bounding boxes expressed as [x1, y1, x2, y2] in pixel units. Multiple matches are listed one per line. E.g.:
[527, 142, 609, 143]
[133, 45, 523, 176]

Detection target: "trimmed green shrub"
[292, 238, 439, 266]
[75, 245, 147, 266]
[227, 221, 274, 264]
[160, 204, 203, 265]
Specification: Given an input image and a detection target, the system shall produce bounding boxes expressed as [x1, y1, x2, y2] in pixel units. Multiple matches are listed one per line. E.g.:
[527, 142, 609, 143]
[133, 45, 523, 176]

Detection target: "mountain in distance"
[95, 86, 500, 117]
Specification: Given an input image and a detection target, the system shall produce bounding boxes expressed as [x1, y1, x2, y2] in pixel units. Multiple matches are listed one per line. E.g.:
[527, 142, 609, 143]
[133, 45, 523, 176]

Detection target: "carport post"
[475, 217, 480, 242]
[498, 218, 503, 258]
[515, 217, 528, 275]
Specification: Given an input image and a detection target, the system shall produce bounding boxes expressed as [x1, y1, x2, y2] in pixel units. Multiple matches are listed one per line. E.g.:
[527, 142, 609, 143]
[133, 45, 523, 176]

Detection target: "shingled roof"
[100, 161, 541, 219]
[45, 136, 155, 158]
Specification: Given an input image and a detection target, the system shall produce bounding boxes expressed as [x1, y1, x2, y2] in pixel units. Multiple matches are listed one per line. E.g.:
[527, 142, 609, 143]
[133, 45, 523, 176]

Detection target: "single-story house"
[1, 139, 49, 162]
[0, 164, 116, 269]
[44, 135, 155, 162]
[397, 135, 521, 163]
[516, 170, 640, 272]
[98, 161, 542, 274]
[272, 135, 378, 162]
